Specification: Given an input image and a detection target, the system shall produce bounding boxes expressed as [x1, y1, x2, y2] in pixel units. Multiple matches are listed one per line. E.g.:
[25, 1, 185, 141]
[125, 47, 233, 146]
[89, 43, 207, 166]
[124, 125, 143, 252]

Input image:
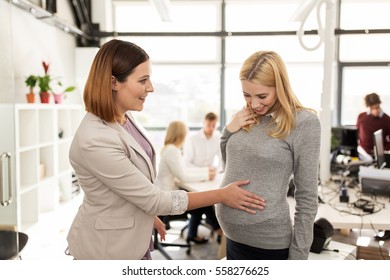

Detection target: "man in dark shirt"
[356, 93, 390, 161]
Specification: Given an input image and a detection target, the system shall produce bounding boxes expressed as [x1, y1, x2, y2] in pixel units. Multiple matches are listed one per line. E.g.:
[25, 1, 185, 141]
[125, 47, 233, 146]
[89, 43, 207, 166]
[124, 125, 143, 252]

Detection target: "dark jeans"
[226, 238, 289, 260]
[187, 206, 220, 239]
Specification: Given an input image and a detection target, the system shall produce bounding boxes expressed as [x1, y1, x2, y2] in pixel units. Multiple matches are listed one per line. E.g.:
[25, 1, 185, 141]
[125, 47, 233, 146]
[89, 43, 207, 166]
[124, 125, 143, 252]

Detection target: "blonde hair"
[240, 51, 313, 139]
[163, 121, 187, 148]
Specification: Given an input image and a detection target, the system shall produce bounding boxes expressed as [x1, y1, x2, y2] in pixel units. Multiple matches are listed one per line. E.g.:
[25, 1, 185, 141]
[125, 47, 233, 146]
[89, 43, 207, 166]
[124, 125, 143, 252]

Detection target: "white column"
[319, 0, 337, 184]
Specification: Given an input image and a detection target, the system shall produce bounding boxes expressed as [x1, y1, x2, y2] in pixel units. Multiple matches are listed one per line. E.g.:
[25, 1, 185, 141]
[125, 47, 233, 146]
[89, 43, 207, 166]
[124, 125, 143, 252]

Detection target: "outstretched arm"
[187, 180, 266, 214]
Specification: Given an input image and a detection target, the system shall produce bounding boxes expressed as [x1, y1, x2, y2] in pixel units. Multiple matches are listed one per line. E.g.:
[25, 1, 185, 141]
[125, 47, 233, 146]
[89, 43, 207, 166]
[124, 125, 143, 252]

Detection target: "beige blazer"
[67, 112, 174, 260]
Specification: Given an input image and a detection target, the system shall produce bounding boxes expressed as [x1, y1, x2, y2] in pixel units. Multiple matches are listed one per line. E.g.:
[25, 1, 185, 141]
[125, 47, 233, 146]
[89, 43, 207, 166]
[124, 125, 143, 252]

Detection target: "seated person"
[184, 112, 223, 244]
[356, 93, 390, 161]
[156, 121, 222, 244]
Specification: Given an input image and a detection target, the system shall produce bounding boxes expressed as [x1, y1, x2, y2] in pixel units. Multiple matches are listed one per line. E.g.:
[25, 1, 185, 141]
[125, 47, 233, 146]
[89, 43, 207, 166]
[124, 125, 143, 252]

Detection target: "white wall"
[0, 1, 14, 104]
[8, 1, 82, 104]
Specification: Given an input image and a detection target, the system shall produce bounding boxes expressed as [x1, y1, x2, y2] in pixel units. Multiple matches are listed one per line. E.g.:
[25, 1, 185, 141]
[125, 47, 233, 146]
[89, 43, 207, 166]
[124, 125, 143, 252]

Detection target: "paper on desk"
[359, 166, 390, 180]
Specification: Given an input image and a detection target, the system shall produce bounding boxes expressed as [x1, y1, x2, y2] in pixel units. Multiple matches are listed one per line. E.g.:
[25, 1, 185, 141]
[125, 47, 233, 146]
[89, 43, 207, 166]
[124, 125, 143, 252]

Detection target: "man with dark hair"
[356, 93, 390, 161]
[183, 112, 223, 244]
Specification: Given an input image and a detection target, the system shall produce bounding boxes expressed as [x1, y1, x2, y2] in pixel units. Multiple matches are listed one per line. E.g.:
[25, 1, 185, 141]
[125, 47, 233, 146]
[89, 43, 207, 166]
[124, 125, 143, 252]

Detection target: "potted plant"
[52, 81, 76, 104]
[24, 75, 37, 103]
[37, 61, 52, 103]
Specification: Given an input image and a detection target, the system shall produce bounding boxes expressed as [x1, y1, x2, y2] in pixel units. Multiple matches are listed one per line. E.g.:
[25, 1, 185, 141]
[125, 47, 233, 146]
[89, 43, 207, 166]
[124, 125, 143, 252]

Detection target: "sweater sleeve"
[220, 127, 234, 171]
[289, 112, 321, 260]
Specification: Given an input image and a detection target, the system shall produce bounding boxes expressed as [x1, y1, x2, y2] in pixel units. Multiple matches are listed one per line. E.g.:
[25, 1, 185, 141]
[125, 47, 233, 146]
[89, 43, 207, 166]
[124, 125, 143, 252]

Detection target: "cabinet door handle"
[0, 152, 13, 207]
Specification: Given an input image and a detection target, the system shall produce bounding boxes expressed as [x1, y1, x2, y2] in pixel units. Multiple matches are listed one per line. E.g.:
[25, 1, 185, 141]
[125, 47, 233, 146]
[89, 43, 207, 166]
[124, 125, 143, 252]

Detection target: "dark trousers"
[187, 206, 220, 239]
[226, 238, 289, 260]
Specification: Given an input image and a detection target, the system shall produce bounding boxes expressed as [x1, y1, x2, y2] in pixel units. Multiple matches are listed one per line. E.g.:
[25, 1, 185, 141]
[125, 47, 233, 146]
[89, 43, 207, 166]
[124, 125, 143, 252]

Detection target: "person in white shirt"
[183, 113, 223, 244]
[157, 120, 222, 244]
[184, 112, 222, 171]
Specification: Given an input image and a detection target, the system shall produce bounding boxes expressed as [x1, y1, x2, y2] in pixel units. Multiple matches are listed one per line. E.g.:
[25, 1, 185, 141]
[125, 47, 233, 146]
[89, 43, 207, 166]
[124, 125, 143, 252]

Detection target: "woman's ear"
[111, 76, 117, 91]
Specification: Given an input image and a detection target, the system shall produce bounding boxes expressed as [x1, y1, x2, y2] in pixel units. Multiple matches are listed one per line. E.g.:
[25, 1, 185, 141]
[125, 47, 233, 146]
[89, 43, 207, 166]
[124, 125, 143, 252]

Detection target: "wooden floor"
[332, 229, 390, 260]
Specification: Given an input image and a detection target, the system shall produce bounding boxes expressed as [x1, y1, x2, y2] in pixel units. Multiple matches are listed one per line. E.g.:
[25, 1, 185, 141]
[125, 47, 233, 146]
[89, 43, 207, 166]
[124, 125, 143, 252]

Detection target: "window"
[135, 64, 221, 127]
[340, 0, 390, 30]
[112, 0, 390, 131]
[339, 35, 390, 62]
[114, 0, 220, 32]
[225, 0, 307, 32]
[341, 66, 390, 125]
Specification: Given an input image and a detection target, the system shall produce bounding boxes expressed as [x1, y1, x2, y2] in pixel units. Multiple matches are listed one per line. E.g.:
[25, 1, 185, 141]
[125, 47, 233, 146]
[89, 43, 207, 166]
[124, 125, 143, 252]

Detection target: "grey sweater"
[216, 109, 321, 259]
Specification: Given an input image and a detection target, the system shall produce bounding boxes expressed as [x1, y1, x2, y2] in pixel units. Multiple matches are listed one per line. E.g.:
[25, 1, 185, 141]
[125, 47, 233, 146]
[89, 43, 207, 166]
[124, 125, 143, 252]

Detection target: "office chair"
[154, 213, 192, 259]
[0, 230, 28, 260]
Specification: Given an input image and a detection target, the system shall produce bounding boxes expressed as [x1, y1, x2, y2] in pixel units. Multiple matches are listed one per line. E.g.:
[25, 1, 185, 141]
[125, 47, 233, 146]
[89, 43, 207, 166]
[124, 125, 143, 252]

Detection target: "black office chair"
[154, 213, 192, 259]
[0, 230, 28, 260]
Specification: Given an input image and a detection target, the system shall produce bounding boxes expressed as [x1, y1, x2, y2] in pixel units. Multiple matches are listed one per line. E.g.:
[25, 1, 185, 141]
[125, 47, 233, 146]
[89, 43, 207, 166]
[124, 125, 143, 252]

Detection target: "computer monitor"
[331, 126, 358, 157]
[373, 129, 386, 169]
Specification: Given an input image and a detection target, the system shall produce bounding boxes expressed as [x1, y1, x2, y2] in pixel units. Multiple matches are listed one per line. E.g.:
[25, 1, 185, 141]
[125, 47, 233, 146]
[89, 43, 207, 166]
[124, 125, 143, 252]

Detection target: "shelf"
[20, 183, 38, 195]
[38, 108, 54, 143]
[12, 103, 83, 229]
[17, 109, 37, 148]
[19, 149, 38, 187]
[39, 146, 55, 179]
[38, 177, 59, 213]
[58, 141, 71, 172]
[20, 188, 39, 227]
[18, 145, 38, 153]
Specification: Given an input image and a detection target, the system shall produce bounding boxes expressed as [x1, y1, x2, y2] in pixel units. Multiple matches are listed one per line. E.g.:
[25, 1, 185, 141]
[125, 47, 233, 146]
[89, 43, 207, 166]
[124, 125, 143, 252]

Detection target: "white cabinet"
[12, 104, 83, 230]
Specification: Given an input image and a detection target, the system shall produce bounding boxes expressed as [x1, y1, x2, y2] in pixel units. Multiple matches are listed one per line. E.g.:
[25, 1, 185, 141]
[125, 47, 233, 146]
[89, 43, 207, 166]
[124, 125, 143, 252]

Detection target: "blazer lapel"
[105, 113, 156, 181]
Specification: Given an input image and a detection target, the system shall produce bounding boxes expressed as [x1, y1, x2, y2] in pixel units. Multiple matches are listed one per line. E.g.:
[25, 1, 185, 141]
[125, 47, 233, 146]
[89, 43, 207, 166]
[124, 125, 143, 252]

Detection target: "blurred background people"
[156, 121, 223, 244]
[356, 93, 390, 161]
[184, 112, 222, 171]
[184, 113, 224, 245]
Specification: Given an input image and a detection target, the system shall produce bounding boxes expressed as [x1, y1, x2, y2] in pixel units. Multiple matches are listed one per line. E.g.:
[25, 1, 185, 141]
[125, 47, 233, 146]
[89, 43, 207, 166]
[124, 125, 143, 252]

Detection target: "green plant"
[37, 61, 76, 95]
[37, 61, 52, 93]
[25, 75, 37, 93]
[38, 75, 52, 93]
[34, 61, 76, 96]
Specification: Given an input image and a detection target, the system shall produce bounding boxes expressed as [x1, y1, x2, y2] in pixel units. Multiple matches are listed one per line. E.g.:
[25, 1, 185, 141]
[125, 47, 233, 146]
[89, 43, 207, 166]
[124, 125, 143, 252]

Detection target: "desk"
[179, 175, 222, 192]
[288, 181, 390, 231]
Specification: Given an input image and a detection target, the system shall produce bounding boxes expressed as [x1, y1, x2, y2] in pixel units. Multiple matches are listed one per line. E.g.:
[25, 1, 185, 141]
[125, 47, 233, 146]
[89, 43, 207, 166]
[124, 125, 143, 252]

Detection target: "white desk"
[179, 174, 222, 192]
[288, 182, 390, 231]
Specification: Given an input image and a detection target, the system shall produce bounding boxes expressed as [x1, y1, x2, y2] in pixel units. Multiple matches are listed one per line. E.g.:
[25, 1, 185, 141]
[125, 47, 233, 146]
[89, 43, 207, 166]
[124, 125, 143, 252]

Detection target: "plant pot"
[53, 93, 64, 104]
[26, 93, 35, 103]
[39, 91, 51, 104]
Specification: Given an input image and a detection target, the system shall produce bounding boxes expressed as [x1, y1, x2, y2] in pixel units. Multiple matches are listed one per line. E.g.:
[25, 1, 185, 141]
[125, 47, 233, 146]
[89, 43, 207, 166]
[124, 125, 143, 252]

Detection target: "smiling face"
[241, 80, 277, 116]
[113, 60, 154, 115]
